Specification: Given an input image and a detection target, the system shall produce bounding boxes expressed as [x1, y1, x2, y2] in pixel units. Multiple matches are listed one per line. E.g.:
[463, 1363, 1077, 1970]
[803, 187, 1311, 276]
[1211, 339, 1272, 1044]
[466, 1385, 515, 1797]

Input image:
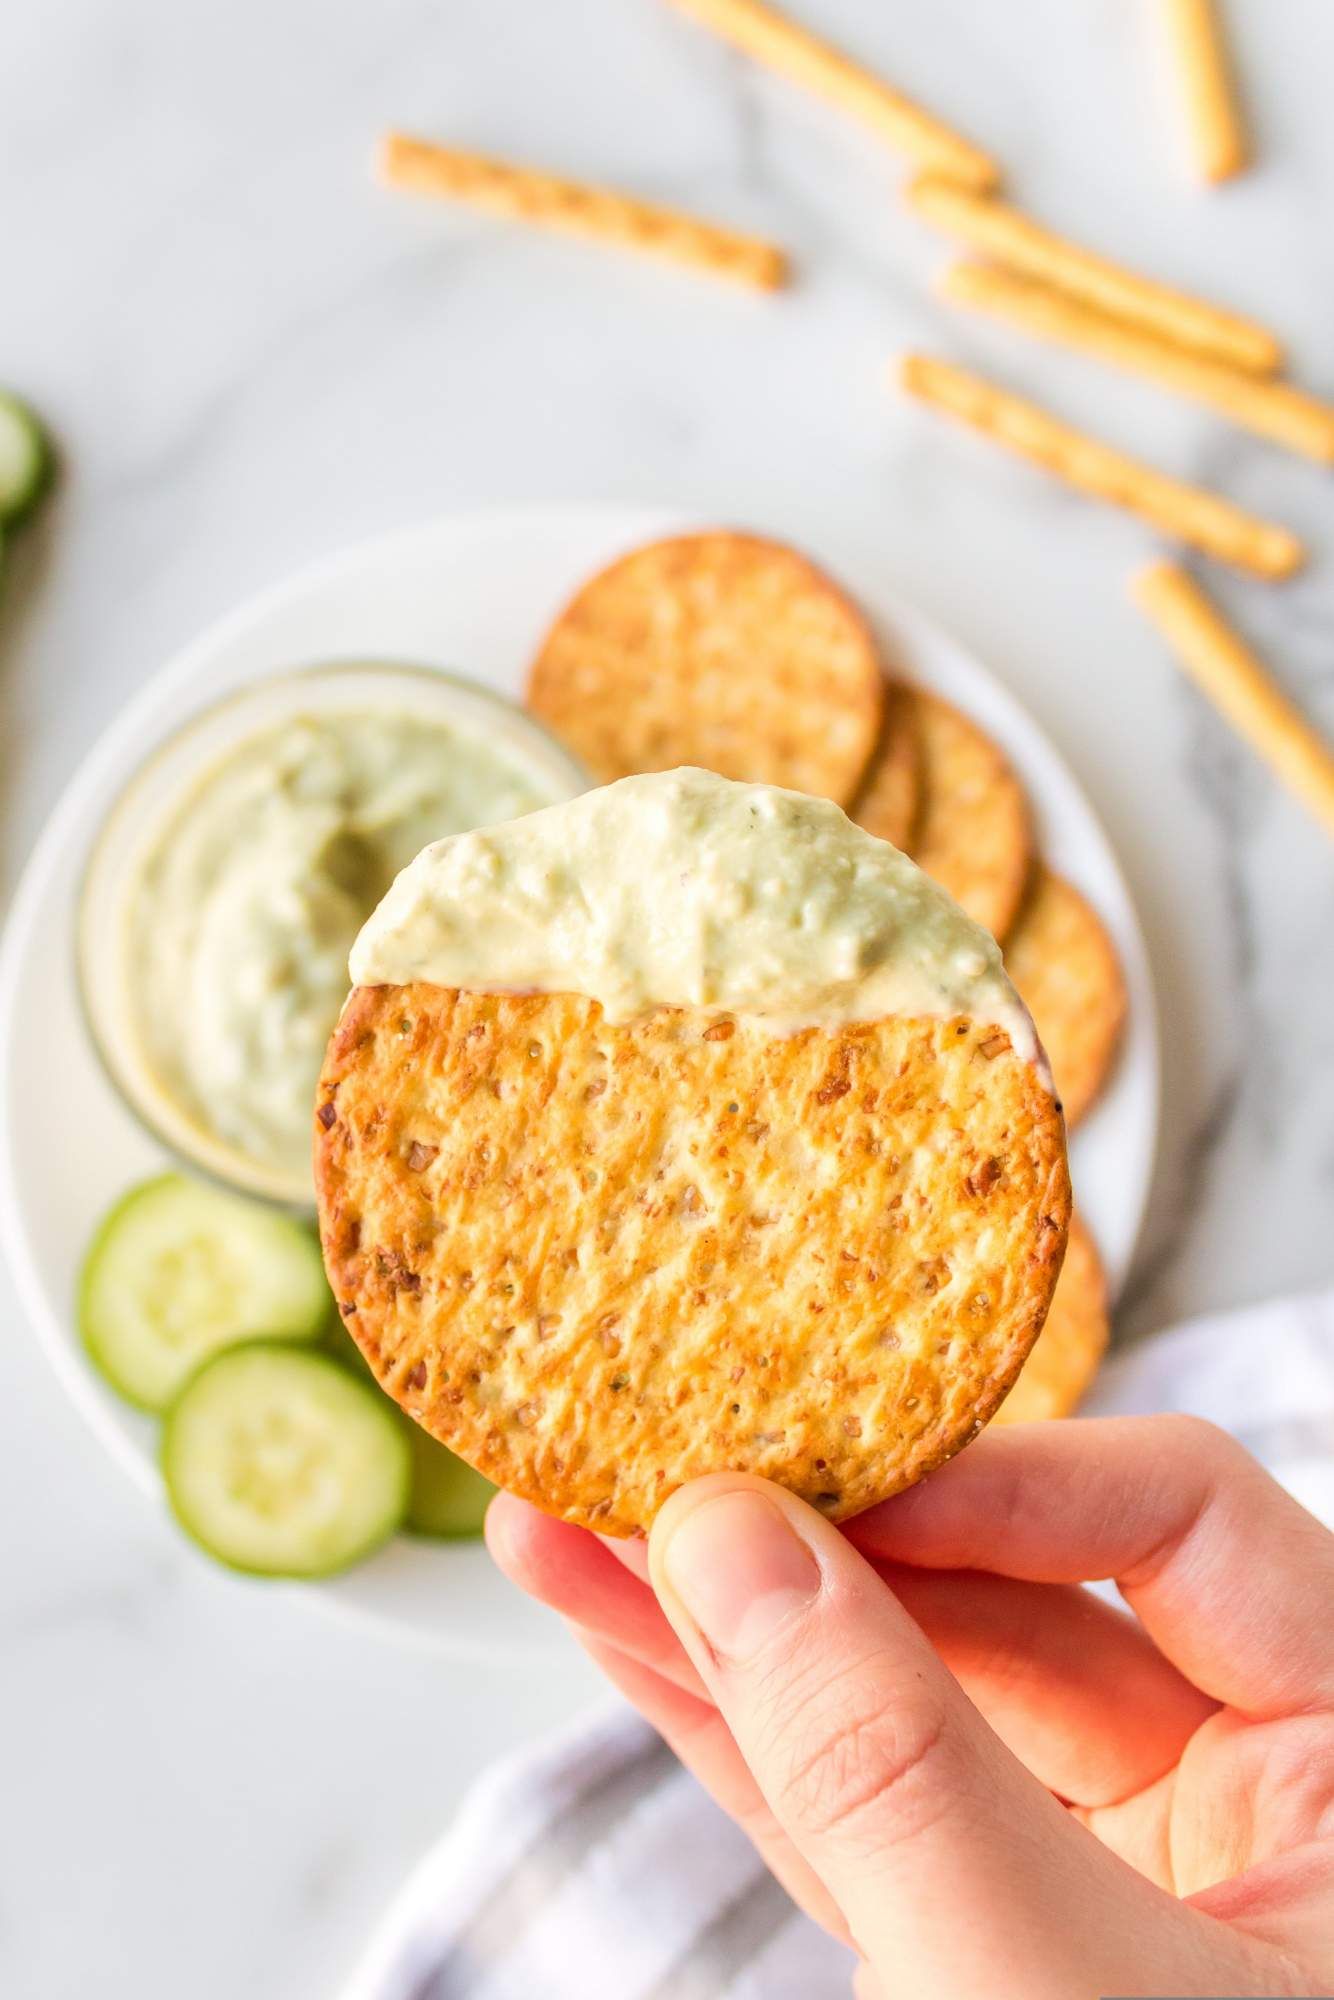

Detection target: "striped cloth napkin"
[341, 1289, 1334, 2000]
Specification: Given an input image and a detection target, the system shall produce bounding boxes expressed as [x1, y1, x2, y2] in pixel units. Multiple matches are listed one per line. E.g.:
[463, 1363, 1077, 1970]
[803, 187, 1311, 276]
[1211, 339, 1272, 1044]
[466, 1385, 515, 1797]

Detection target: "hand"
[488, 1417, 1334, 1998]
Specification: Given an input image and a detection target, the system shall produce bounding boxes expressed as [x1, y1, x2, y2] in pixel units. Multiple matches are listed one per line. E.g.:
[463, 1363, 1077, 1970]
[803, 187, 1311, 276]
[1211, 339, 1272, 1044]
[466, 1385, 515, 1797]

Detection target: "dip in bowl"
[78, 663, 585, 1205]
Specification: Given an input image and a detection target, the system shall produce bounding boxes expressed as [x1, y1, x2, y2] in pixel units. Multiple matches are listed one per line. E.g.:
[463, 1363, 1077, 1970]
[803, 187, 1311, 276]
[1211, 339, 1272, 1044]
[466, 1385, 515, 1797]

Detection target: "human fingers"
[485, 1493, 707, 1698]
[488, 1496, 827, 1913]
[494, 1492, 1210, 1806]
[1191, 1834, 1334, 1980]
[885, 1564, 1214, 1805]
[578, 1634, 848, 1943]
[847, 1416, 1334, 1716]
[650, 1473, 1268, 1998]
[599, 1531, 651, 1582]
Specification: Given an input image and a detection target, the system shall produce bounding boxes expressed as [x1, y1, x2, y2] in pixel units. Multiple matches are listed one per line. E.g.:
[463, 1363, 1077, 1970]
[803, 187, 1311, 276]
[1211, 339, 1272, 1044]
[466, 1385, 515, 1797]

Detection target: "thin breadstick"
[1134, 562, 1334, 837]
[1160, 0, 1249, 184]
[907, 175, 1280, 375]
[379, 133, 788, 291]
[667, 0, 998, 191]
[899, 354, 1303, 582]
[939, 262, 1334, 465]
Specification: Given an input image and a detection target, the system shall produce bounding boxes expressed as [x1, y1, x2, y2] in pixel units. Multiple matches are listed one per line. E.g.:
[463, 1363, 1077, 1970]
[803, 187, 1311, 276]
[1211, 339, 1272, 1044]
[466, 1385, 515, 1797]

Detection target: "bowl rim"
[73, 656, 588, 1209]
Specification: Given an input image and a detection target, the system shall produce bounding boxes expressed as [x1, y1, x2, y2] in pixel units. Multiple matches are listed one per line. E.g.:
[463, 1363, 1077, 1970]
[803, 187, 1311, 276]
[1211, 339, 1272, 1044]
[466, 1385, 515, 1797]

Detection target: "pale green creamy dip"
[352, 767, 1038, 1057]
[126, 711, 561, 1184]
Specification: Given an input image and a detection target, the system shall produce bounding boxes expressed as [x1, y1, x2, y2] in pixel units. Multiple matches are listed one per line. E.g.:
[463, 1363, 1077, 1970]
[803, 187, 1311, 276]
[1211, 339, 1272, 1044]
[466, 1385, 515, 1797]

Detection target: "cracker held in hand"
[315, 771, 1069, 1536]
[1004, 865, 1127, 1129]
[526, 532, 885, 805]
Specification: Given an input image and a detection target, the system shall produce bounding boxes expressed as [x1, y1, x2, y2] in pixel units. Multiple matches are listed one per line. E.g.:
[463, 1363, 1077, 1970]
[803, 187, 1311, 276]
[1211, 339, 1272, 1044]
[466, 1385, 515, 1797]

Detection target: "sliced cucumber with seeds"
[404, 1422, 495, 1540]
[80, 1173, 332, 1412]
[0, 392, 53, 527]
[163, 1343, 410, 1576]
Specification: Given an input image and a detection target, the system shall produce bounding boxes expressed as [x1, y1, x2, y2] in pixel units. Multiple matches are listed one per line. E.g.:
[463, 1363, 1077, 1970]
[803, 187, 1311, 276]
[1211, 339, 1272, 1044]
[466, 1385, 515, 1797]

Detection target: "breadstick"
[1160, 0, 1249, 184]
[939, 262, 1334, 465]
[1134, 562, 1334, 836]
[907, 175, 1280, 375]
[667, 0, 998, 191]
[899, 354, 1303, 582]
[379, 133, 788, 290]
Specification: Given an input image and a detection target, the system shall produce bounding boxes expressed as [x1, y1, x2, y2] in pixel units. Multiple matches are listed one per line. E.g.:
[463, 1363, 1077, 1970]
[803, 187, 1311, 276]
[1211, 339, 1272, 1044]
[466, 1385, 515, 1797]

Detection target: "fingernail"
[658, 1490, 821, 1664]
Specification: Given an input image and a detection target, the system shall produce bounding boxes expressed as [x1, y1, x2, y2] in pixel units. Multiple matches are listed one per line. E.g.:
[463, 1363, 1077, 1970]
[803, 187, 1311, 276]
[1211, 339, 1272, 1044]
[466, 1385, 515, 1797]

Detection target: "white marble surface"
[2, 2, 1333, 1995]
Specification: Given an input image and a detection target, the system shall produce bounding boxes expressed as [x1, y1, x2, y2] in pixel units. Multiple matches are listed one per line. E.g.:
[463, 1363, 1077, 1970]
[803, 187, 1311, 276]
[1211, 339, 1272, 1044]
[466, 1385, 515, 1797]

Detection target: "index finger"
[845, 1414, 1334, 1717]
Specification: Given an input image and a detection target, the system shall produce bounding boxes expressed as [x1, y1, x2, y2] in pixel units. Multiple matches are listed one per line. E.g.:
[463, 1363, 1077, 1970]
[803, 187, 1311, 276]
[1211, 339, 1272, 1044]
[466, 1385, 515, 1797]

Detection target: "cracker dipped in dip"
[317, 769, 1069, 1535]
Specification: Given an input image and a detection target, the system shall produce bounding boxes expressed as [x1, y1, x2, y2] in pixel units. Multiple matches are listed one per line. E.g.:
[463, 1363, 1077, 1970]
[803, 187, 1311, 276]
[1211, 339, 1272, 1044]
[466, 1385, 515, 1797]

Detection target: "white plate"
[0, 505, 1159, 1655]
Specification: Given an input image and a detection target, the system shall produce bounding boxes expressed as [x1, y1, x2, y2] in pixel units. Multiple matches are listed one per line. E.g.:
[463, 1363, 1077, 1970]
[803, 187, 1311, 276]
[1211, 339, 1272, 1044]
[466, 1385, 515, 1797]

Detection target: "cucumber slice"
[322, 1314, 496, 1538]
[0, 391, 53, 527]
[404, 1422, 495, 1539]
[322, 1312, 370, 1377]
[80, 1173, 333, 1411]
[162, 1343, 409, 1576]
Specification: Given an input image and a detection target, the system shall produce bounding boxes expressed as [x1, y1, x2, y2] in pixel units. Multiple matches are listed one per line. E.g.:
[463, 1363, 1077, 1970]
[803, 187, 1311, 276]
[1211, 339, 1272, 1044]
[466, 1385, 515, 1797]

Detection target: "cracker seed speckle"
[315, 988, 1069, 1535]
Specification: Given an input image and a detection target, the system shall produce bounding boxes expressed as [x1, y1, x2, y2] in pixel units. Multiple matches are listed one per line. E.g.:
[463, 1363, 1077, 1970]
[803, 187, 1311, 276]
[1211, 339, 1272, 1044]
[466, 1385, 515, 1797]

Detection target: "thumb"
[648, 1474, 1237, 1999]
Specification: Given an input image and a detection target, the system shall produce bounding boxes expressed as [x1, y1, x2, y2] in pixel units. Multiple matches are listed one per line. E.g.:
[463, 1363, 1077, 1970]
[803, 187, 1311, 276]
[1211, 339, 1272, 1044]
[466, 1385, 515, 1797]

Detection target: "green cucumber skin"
[321, 1317, 494, 1539]
[160, 1343, 410, 1580]
[321, 1311, 371, 1377]
[403, 1424, 496, 1541]
[303, 1222, 342, 1342]
[0, 391, 54, 529]
[402, 1512, 493, 1543]
[79, 1172, 331, 1413]
[401, 1514, 493, 1544]
[79, 1173, 185, 1414]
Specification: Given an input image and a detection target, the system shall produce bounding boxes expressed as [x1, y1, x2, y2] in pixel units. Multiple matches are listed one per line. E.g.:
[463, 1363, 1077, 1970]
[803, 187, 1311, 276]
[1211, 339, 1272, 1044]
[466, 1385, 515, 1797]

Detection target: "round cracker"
[904, 687, 1032, 941]
[526, 531, 884, 804]
[992, 1210, 1108, 1425]
[849, 681, 922, 852]
[1004, 865, 1127, 1129]
[316, 987, 1070, 1536]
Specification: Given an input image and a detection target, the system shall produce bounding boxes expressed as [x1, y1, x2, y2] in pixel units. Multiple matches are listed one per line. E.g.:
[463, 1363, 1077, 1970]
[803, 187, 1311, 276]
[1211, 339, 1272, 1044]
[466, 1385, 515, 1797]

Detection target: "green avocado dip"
[115, 701, 575, 1199]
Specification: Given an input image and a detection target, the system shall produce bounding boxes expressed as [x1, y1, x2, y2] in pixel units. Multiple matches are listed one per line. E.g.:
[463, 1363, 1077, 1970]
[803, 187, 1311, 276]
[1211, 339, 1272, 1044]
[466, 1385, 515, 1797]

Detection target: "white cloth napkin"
[342, 1289, 1334, 2000]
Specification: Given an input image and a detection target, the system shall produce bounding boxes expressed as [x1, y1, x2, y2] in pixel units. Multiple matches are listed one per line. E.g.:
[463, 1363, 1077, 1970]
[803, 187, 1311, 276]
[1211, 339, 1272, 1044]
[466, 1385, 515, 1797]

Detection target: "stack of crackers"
[524, 527, 1123, 1427]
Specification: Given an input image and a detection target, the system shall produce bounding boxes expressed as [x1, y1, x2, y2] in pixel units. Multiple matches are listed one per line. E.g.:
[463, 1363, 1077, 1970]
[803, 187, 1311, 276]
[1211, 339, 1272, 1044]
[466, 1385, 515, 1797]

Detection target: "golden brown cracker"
[896, 686, 1032, 941]
[993, 1210, 1108, 1424]
[1004, 865, 1127, 1129]
[848, 682, 922, 853]
[526, 532, 885, 804]
[316, 987, 1070, 1536]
